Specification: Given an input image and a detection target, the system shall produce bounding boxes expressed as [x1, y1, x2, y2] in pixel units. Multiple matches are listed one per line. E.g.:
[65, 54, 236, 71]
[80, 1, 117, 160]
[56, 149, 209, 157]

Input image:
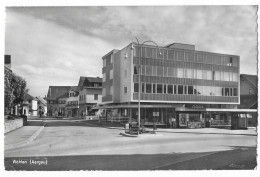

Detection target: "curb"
[119, 132, 138, 137]
[5, 123, 46, 150]
[119, 132, 158, 138]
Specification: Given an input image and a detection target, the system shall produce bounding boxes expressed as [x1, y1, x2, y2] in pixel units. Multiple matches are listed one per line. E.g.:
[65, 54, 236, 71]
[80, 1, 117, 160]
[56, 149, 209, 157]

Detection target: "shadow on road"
[26, 121, 45, 126]
[4, 146, 256, 171]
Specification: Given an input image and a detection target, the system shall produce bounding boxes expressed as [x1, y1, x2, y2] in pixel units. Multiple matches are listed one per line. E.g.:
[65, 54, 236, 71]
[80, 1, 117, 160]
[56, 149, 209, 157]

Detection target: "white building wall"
[31, 100, 38, 116]
[119, 46, 133, 103]
[86, 94, 102, 103]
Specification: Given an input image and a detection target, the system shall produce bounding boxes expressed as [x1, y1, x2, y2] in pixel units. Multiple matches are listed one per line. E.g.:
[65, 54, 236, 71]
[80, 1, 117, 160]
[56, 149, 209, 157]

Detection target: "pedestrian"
[168, 118, 172, 128]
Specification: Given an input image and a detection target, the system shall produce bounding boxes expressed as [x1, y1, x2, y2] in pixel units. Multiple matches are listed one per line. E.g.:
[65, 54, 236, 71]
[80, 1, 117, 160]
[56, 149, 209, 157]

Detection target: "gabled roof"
[240, 74, 257, 88]
[46, 86, 75, 99]
[238, 95, 258, 109]
[24, 93, 35, 101]
[35, 96, 47, 105]
[78, 76, 102, 87]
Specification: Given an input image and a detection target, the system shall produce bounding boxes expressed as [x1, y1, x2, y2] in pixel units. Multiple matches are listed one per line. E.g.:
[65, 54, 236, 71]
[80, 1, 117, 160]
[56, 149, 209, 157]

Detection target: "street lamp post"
[126, 37, 161, 134]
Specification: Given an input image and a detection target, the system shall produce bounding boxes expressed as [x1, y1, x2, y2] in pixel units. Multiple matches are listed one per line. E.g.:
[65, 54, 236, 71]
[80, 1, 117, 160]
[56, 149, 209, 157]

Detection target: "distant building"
[66, 86, 80, 118]
[240, 74, 257, 95]
[22, 93, 38, 116]
[46, 86, 73, 116]
[78, 76, 102, 117]
[238, 74, 258, 127]
[46, 76, 102, 118]
[35, 96, 47, 116]
[5, 55, 11, 69]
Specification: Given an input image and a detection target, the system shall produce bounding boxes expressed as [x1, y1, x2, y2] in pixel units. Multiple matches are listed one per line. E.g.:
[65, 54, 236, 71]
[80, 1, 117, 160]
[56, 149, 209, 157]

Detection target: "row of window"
[103, 54, 113, 67]
[103, 69, 113, 82]
[67, 101, 78, 105]
[48, 101, 58, 104]
[133, 46, 239, 67]
[134, 83, 238, 97]
[58, 100, 66, 104]
[79, 95, 86, 101]
[134, 65, 238, 82]
[79, 94, 99, 101]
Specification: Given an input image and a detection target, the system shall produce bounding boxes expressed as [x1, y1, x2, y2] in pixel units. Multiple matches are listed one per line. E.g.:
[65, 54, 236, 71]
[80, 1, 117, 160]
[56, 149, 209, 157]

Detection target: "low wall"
[4, 118, 23, 134]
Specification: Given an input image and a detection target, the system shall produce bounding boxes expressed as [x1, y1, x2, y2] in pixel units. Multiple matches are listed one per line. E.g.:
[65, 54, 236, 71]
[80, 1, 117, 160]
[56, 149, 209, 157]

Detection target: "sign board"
[125, 123, 129, 130]
[185, 104, 205, 109]
[153, 112, 159, 116]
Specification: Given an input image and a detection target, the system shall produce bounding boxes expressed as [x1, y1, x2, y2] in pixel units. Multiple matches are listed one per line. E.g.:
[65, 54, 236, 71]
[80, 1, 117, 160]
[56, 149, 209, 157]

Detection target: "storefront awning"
[95, 104, 176, 109]
[175, 107, 257, 113]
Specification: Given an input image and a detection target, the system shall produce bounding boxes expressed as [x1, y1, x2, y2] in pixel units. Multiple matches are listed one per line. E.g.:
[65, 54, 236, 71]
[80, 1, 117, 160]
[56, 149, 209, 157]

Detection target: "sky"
[4, 6, 258, 97]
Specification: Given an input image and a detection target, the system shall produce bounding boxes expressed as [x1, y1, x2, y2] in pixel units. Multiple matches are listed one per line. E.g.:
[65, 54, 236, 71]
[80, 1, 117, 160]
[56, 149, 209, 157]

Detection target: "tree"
[4, 67, 28, 115]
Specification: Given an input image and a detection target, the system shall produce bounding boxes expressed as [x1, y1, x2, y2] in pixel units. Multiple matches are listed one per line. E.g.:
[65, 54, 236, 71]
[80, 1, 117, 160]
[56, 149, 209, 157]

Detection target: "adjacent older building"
[238, 74, 258, 127]
[78, 76, 102, 117]
[46, 86, 73, 116]
[46, 76, 102, 118]
[99, 42, 256, 129]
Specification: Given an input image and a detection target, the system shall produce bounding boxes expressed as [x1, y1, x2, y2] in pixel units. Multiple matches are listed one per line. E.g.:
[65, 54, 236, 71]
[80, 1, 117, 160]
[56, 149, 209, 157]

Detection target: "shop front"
[175, 105, 256, 129]
[98, 103, 256, 129]
[99, 104, 176, 127]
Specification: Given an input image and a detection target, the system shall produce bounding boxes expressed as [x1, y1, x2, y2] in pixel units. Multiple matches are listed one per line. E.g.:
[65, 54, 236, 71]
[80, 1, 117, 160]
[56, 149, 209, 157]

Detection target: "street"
[4, 119, 257, 170]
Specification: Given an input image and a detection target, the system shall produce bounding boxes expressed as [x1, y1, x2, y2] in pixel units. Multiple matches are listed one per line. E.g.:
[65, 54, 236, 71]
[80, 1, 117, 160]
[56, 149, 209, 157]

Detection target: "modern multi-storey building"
[100, 42, 256, 129]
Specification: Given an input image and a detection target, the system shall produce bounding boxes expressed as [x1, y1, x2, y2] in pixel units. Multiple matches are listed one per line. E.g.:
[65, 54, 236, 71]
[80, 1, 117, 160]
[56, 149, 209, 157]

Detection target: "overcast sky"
[5, 6, 258, 97]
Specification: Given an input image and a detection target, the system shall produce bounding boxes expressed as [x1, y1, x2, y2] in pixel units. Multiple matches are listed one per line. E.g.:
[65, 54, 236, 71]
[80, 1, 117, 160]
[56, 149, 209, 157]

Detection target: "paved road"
[4, 119, 257, 170]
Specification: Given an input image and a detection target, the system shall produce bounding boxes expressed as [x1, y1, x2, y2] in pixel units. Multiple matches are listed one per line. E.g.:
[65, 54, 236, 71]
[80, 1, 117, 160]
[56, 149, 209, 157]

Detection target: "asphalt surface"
[4, 147, 256, 170]
[4, 119, 258, 170]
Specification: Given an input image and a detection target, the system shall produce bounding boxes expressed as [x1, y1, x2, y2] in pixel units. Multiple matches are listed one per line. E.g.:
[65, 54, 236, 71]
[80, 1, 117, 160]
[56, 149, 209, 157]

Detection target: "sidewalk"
[4, 120, 45, 150]
[82, 120, 257, 136]
[156, 127, 257, 136]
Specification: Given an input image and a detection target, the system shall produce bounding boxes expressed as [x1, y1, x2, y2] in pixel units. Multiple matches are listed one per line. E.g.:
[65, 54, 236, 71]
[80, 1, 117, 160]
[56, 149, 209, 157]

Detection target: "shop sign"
[153, 112, 159, 116]
[186, 104, 205, 109]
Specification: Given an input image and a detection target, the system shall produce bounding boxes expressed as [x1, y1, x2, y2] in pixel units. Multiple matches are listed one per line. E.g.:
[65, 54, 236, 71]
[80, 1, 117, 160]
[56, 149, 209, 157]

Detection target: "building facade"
[46, 86, 73, 116]
[100, 42, 255, 129]
[78, 76, 102, 117]
[238, 74, 258, 127]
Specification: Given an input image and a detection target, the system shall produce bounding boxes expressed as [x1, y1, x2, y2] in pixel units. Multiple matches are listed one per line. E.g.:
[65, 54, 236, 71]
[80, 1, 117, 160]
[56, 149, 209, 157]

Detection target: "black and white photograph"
[2, 1, 259, 173]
